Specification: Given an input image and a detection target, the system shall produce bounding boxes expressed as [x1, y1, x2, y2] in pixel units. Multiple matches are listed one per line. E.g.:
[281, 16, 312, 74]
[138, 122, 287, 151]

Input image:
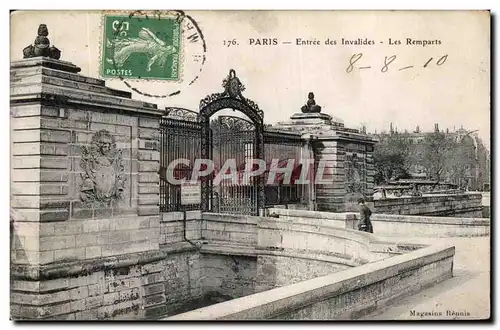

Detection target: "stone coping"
[11, 57, 82, 73]
[264, 214, 353, 230]
[255, 247, 361, 267]
[11, 57, 164, 116]
[165, 243, 455, 320]
[269, 208, 490, 226]
[11, 87, 163, 117]
[290, 112, 333, 120]
[263, 129, 303, 138]
[315, 131, 378, 143]
[200, 242, 257, 257]
[371, 214, 491, 226]
[11, 65, 104, 87]
[265, 204, 310, 210]
[374, 193, 482, 204]
[202, 213, 263, 225]
[193, 242, 373, 266]
[11, 242, 198, 281]
[258, 218, 422, 256]
[268, 208, 356, 220]
[161, 210, 202, 222]
[36, 70, 132, 98]
[373, 208, 485, 218]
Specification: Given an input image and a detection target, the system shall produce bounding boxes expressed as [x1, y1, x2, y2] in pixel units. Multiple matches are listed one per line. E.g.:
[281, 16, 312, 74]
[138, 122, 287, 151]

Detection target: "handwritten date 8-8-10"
[346, 53, 448, 73]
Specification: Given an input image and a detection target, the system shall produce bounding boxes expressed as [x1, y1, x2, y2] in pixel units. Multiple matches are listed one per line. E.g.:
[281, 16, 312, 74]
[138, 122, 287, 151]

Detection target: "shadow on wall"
[10, 209, 28, 266]
[256, 254, 278, 292]
[167, 292, 234, 317]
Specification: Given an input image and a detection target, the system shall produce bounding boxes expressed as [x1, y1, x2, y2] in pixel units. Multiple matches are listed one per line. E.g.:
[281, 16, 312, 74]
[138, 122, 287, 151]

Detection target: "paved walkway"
[361, 236, 491, 320]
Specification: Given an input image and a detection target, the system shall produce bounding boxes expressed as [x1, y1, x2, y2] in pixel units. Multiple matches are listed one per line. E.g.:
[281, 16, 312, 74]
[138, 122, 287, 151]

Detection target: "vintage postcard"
[9, 10, 490, 321]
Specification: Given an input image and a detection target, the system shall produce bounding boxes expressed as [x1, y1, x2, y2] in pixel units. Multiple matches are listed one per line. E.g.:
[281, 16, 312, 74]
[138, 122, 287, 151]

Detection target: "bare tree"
[373, 132, 412, 184]
[421, 132, 455, 186]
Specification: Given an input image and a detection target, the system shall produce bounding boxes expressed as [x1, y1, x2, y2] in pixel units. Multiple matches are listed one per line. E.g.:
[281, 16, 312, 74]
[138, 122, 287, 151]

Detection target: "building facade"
[372, 123, 490, 191]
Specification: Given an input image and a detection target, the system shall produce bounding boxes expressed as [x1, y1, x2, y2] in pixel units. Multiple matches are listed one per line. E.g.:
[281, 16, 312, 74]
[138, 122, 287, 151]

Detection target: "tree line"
[373, 131, 477, 187]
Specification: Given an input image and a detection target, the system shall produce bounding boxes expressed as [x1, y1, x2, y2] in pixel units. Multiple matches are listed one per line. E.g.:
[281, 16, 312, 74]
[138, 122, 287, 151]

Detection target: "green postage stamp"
[101, 14, 182, 80]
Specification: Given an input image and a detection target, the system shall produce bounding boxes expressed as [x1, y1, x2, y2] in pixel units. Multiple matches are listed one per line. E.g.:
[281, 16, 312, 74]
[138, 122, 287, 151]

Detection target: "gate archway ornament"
[210, 116, 255, 149]
[198, 69, 265, 214]
[218, 115, 255, 131]
[165, 107, 198, 122]
[198, 69, 264, 122]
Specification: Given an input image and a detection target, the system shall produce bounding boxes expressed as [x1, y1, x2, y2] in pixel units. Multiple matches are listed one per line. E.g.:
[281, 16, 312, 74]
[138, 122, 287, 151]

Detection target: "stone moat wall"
[12, 206, 462, 320]
[11, 246, 202, 319]
[13, 209, 400, 320]
[374, 194, 483, 218]
[168, 243, 455, 321]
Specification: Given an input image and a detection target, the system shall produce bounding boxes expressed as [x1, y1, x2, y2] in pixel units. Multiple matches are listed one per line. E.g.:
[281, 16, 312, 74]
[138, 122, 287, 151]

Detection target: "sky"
[10, 10, 490, 149]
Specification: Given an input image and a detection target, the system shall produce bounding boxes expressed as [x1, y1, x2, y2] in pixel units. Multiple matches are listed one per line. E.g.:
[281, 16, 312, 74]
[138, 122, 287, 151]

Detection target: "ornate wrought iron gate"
[263, 130, 307, 206]
[198, 69, 265, 215]
[211, 116, 258, 215]
[159, 108, 201, 212]
[159, 70, 309, 215]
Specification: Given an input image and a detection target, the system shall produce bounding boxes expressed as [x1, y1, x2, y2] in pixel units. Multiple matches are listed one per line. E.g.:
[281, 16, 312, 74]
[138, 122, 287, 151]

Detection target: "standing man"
[357, 198, 373, 233]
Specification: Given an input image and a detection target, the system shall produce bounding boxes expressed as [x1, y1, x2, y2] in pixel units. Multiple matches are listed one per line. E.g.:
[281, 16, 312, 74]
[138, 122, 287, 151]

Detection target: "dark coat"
[358, 204, 373, 233]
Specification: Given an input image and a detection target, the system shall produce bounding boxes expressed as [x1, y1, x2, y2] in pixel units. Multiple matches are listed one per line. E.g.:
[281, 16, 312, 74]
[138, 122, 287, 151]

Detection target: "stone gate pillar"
[10, 43, 164, 318]
[271, 93, 377, 212]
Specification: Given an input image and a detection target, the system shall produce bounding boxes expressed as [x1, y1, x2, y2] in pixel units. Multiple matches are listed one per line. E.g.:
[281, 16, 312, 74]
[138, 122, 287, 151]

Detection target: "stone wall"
[254, 214, 420, 292]
[159, 211, 202, 244]
[314, 139, 376, 213]
[201, 213, 258, 246]
[482, 192, 490, 218]
[369, 214, 490, 237]
[374, 194, 483, 217]
[10, 242, 202, 320]
[255, 255, 351, 293]
[265, 208, 358, 229]
[201, 254, 257, 299]
[192, 212, 419, 313]
[268, 208, 490, 238]
[167, 244, 455, 320]
[255, 215, 415, 264]
[273, 246, 454, 320]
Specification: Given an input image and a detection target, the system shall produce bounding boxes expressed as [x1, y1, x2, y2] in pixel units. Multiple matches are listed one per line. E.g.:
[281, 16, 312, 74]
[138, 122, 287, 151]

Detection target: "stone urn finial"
[23, 24, 61, 60]
[301, 92, 322, 113]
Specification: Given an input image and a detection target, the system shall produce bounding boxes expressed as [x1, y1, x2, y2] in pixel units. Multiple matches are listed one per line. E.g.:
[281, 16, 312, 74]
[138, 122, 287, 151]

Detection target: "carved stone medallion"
[80, 130, 126, 205]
